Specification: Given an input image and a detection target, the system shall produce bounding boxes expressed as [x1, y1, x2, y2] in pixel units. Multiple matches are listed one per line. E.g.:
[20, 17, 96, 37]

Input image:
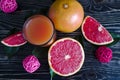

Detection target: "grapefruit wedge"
[81, 16, 114, 45]
[48, 38, 85, 76]
[1, 32, 27, 47]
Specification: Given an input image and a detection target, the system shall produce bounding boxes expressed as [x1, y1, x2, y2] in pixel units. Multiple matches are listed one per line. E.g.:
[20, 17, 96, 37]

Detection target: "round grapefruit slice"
[81, 16, 114, 45]
[48, 38, 85, 76]
[1, 32, 27, 47]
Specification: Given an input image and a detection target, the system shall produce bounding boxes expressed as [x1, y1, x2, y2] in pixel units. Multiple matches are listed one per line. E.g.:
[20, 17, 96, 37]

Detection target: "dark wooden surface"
[0, 0, 120, 80]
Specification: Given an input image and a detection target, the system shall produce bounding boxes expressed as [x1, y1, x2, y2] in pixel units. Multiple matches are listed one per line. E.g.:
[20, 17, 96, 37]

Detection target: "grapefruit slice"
[1, 32, 27, 47]
[81, 16, 114, 45]
[48, 38, 85, 76]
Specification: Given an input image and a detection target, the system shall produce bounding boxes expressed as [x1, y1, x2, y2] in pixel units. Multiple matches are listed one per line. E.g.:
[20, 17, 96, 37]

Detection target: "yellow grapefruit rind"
[81, 16, 114, 45]
[48, 0, 84, 33]
[48, 38, 85, 76]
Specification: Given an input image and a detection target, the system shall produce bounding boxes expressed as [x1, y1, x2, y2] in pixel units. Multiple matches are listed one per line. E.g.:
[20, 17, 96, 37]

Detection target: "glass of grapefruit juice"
[23, 15, 56, 46]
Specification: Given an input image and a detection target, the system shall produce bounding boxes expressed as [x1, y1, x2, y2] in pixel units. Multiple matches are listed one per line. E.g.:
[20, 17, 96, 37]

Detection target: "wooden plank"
[0, 0, 120, 80]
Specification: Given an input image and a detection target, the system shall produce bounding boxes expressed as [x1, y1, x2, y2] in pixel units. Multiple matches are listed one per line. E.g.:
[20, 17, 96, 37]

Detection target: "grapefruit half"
[81, 16, 114, 45]
[48, 38, 85, 76]
[1, 32, 27, 47]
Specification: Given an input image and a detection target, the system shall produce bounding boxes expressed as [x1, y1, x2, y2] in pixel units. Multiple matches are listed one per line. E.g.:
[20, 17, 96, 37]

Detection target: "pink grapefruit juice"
[23, 15, 55, 46]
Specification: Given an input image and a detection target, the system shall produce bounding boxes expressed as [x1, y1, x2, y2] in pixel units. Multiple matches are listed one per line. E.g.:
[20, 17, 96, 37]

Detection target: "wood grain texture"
[0, 0, 120, 80]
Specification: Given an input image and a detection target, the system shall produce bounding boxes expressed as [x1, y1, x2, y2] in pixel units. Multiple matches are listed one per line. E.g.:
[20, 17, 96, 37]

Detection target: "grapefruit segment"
[81, 16, 114, 45]
[48, 38, 85, 76]
[1, 32, 27, 47]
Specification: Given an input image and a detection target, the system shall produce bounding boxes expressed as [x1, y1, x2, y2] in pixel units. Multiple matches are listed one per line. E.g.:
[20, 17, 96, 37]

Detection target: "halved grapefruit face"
[81, 16, 114, 45]
[48, 38, 85, 76]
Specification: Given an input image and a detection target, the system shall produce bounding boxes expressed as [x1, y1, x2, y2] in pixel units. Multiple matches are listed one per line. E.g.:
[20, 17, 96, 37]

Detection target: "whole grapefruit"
[49, 0, 84, 33]
[48, 38, 85, 76]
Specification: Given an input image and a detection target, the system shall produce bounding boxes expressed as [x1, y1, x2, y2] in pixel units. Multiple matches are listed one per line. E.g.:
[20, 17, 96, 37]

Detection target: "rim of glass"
[23, 15, 56, 46]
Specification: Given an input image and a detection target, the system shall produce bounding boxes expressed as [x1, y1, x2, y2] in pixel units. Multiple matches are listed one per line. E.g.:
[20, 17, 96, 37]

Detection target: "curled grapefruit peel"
[23, 55, 41, 73]
[0, 0, 18, 13]
[95, 46, 112, 63]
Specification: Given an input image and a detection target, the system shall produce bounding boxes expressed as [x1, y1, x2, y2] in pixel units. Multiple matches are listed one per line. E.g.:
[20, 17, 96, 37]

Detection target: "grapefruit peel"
[95, 46, 112, 63]
[23, 55, 40, 73]
[0, 0, 18, 13]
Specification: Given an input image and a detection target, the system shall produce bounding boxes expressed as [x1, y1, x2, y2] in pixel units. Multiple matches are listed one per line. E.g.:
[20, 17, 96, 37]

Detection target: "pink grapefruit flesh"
[1, 32, 27, 47]
[48, 38, 85, 76]
[81, 16, 114, 45]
